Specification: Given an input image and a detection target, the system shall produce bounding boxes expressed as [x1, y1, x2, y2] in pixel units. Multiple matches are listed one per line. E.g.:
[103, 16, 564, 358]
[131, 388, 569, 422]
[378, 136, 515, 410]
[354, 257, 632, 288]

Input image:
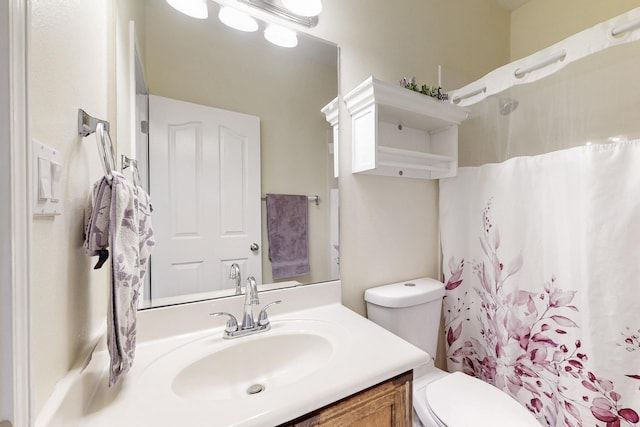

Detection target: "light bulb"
[281, 0, 322, 17]
[166, 0, 208, 19]
[218, 6, 259, 32]
[264, 25, 298, 48]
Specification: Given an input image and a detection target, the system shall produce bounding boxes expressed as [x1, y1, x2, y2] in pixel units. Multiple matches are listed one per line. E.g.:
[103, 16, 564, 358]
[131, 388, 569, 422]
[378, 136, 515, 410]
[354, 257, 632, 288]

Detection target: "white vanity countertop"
[77, 302, 428, 427]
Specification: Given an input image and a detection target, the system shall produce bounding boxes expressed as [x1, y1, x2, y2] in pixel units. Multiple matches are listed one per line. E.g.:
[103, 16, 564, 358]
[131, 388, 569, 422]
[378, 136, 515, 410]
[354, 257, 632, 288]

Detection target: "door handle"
[250, 243, 260, 252]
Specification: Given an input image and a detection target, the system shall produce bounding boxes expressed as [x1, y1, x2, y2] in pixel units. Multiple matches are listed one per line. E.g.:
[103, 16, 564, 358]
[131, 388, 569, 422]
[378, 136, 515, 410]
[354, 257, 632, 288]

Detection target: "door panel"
[149, 95, 261, 300]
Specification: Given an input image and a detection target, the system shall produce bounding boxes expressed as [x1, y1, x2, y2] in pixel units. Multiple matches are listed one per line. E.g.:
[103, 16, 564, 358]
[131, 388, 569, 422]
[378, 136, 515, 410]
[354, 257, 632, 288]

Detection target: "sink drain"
[247, 384, 265, 395]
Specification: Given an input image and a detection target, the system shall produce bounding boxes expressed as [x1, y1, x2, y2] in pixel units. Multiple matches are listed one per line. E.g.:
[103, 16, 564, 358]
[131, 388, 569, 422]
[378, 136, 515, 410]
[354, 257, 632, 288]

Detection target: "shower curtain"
[439, 142, 640, 426]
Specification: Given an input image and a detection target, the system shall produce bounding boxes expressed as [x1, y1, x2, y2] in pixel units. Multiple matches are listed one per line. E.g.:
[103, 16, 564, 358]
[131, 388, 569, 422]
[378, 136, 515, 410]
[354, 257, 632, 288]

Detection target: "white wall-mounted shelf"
[321, 97, 340, 178]
[343, 76, 469, 179]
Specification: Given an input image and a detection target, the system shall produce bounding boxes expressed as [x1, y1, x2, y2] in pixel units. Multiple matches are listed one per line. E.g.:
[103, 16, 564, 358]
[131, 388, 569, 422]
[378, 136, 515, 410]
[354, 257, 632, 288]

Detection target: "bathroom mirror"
[134, 0, 339, 308]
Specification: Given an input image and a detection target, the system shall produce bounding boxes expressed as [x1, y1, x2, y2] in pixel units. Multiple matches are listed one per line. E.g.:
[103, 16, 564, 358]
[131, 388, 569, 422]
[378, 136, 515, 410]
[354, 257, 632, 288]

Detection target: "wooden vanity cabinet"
[279, 371, 413, 427]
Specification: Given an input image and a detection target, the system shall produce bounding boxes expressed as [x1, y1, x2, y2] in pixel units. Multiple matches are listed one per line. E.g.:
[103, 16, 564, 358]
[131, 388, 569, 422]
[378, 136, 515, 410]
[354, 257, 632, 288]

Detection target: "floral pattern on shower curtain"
[439, 142, 640, 427]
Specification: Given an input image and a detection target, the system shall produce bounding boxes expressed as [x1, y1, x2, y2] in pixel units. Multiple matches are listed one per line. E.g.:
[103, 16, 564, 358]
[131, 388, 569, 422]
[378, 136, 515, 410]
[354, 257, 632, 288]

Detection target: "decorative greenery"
[400, 76, 449, 101]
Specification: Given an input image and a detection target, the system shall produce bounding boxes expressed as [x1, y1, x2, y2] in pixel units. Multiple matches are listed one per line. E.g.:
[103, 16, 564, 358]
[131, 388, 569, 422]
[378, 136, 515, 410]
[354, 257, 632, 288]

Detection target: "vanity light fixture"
[281, 0, 322, 17]
[218, 6, 259, 32]
[607, 135, 626, 142]
[264, 24, 298, 48]
[166, 0, 208, 19]
[238, 0, 319, 27]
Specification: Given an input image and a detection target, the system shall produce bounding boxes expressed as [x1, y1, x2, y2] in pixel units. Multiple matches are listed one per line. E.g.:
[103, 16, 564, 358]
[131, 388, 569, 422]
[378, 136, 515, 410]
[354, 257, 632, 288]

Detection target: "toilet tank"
[364, 277, 445, 357]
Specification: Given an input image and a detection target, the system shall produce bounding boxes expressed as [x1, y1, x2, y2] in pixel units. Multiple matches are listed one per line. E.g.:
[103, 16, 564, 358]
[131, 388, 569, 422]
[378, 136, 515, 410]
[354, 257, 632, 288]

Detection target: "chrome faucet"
[210, 276, 281, 339]
[229, 263, 242, 295]
[242, 276, 260, 329]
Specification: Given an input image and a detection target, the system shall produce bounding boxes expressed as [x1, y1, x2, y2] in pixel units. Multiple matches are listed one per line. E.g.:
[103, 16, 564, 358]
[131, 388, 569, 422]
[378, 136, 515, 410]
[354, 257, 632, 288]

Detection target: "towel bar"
[261, 194, 320, 206]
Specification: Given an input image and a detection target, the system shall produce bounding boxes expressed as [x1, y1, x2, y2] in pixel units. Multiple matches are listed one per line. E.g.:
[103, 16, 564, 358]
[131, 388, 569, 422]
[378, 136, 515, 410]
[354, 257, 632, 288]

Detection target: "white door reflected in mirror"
[149, 95, 261, 301]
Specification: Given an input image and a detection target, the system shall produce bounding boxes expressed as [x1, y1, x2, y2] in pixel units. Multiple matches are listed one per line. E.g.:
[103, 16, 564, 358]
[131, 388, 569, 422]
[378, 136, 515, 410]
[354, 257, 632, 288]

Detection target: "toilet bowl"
[411, 365, 540, 427]
[364, 278, 540, 427]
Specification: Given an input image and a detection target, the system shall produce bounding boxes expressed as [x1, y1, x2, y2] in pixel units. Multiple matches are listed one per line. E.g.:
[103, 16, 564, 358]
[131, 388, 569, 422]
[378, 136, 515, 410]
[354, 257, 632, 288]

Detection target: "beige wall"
[510, 0, 639, 60]
[307, 0, 511, 315]
[27, 0, 640, 418]
[1, 1, 11, 421]
[28, 0, 145, 417]
[26, 0, 509, 418]
[27, 0, 508, 417]
[29, 0, 110, 415]
[144, 1, 337, 285]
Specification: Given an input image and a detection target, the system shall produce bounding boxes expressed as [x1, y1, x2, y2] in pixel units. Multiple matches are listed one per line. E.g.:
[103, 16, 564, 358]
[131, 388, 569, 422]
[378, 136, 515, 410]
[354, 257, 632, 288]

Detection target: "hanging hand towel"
[266, 194, 310, 280]
[134, 185, 154, 284]
[83, 177, 111, 268]
[83, 172, 154, 386]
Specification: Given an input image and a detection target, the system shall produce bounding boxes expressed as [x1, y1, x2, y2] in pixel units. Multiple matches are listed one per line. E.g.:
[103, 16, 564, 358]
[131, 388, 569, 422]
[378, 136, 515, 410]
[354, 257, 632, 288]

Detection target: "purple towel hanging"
[266, 194, 310, 279]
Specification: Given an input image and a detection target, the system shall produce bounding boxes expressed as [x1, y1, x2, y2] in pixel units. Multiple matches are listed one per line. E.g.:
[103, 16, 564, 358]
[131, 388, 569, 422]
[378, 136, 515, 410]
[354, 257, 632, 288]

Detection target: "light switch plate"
[33, 139, 63, 216]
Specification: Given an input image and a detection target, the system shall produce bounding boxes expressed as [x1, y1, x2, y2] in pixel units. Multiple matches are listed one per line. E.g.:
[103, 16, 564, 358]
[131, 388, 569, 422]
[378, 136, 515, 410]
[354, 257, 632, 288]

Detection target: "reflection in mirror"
[134, 0, 339, 308]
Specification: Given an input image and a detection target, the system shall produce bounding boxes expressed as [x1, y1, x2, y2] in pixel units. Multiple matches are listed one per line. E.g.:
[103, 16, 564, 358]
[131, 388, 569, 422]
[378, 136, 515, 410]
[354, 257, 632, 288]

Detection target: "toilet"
[364, 278, 540, 427]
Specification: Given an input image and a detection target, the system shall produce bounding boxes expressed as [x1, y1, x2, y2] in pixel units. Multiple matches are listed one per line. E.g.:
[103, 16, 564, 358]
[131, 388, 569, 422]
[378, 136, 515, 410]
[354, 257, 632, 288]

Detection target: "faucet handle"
[210, 312, 239, 333]
[257, 300, 282, 327]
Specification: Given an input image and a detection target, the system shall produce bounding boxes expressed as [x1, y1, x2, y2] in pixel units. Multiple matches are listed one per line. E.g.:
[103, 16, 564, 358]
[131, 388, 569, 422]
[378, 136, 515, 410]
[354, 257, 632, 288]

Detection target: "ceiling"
[495, 0, 531, 11]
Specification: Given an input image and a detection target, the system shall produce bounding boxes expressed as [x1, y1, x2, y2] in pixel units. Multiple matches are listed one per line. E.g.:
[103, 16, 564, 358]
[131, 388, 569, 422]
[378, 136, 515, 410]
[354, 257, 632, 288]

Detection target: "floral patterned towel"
[84, 171, 154, 386]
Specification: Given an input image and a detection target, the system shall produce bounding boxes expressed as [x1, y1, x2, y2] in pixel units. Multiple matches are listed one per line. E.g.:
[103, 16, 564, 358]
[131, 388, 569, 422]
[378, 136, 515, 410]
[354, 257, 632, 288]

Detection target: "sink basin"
[172, 332, 333, 401]
[137, 319, 349, 403]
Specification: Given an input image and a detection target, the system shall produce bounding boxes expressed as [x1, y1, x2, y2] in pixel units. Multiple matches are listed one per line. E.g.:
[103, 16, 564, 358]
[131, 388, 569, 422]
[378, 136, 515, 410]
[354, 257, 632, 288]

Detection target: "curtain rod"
[611, 16, 640, 37]
[513, 50, 566, 79]
[448, 7, 640, 107]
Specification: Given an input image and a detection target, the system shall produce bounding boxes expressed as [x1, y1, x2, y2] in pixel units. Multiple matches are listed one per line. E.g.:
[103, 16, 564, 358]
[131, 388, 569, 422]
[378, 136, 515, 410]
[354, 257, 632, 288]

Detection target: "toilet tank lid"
[364, 277, 445, 308]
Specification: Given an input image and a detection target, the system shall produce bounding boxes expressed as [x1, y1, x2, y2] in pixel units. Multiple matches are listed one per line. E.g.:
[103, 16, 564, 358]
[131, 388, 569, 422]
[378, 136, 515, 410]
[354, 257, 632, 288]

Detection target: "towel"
[83, 177, 111, 268]
[266, 194, 310, 280]
[84, 172, 154, 386]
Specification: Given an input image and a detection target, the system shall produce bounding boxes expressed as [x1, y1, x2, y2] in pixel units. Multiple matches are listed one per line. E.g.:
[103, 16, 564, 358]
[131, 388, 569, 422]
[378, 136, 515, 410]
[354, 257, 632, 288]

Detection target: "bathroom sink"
[138, 319, 349, 403]
[172, 332, 334, 400]
[80, 300, 431, 427]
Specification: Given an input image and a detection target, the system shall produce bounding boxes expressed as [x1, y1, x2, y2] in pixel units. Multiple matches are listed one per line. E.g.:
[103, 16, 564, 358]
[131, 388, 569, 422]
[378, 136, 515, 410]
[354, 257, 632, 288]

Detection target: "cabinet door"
[283, 371, 412, 427]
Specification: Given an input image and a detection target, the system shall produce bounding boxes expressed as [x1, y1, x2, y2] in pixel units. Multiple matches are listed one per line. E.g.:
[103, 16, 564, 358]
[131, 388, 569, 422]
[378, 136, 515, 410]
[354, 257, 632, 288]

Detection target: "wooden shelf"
[343, 76, 468, 179]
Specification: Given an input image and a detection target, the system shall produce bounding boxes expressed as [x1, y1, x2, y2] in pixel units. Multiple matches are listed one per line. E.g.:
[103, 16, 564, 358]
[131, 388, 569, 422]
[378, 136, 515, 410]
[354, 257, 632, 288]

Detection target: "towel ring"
[121, 154, 142, 188]
[96, 122, 116, 179]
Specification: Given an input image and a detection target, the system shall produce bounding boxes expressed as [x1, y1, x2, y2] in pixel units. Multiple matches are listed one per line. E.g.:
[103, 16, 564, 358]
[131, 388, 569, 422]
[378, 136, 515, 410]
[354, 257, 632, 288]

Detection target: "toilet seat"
[412, 369, 448, 427]
[414, 371, 540, 427]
